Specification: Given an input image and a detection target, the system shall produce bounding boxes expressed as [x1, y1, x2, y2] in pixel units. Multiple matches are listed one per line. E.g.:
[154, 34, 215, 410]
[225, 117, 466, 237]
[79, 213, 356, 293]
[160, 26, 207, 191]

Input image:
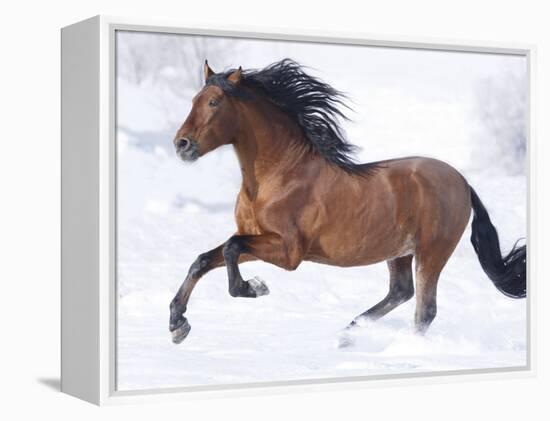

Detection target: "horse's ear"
[227, 66, 242, 85]
[204, 60, 215, 82]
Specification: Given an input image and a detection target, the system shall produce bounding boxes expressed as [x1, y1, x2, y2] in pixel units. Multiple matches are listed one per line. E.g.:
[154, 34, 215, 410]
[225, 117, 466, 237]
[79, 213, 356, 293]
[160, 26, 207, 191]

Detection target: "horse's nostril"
[177, 137, 191, 151]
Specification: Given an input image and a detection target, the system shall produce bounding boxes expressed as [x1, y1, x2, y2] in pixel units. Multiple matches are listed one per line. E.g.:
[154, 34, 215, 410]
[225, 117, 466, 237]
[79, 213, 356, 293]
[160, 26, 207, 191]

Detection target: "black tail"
[469, 187, 526, 298]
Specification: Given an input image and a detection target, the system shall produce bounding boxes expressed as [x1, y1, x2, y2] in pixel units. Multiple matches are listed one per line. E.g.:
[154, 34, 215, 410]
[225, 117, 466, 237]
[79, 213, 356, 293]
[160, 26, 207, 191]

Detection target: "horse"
[168, 58, 526, 345]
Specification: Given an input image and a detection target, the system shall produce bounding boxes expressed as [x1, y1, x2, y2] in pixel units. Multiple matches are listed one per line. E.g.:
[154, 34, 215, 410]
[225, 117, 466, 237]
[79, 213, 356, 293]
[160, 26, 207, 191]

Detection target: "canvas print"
[115, 30, 527, 391]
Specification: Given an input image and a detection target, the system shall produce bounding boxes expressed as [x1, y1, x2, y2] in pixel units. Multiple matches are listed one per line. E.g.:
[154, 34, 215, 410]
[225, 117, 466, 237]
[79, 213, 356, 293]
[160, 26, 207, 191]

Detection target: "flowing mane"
[205, 59, 377, 175]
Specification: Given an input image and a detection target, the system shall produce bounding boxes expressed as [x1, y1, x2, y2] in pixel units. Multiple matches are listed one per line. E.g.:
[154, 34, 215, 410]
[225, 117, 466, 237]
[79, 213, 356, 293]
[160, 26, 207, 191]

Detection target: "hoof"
[347, 315, 371, 329]
[171, 319, 191, 344]
[247, 276, 270, 297]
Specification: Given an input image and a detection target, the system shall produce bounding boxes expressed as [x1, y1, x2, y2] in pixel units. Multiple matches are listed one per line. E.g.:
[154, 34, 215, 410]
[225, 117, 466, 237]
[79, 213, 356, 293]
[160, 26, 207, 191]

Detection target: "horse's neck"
[232, 99, 315, 198]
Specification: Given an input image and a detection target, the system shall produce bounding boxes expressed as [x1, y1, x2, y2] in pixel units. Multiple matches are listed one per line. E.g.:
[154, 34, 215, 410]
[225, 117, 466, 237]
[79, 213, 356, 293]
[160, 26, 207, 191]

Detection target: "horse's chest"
[235, 197, 263, 235]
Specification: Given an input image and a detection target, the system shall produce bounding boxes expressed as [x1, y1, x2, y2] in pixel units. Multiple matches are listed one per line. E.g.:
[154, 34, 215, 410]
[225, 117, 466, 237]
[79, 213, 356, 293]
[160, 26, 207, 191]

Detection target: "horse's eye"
[208, 98, 219, 107]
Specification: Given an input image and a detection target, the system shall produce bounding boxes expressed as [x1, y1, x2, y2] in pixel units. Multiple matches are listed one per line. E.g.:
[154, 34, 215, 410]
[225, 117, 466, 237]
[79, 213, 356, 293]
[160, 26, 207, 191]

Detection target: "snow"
[115, 32, 527, 391]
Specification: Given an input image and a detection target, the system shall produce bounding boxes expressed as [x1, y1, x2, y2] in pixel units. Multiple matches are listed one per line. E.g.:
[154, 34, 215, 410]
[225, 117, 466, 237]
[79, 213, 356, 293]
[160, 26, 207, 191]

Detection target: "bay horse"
[169, 59, 526, 344]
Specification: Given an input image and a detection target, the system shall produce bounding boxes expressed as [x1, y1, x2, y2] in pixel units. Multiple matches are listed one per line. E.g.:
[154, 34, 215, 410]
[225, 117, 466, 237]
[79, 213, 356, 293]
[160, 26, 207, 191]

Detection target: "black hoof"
[247, 276, 270, 297]
[171, 319, 191, 344]
[229, 276, 270, 298]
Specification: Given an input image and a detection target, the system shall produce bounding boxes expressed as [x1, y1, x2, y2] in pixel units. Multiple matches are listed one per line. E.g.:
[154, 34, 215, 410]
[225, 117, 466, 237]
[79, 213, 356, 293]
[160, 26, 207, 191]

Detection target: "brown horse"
[168, 59, 526, 344]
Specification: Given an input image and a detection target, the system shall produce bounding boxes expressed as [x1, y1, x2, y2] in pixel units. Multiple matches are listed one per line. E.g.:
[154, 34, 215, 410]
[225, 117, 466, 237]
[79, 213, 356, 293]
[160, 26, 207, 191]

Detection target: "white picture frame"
[61, 15, 536, 405]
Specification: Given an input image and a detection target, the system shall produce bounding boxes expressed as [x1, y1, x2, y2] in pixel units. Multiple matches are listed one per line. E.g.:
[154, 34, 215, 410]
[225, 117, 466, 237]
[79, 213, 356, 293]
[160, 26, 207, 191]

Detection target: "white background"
[0, 0, 548, 419]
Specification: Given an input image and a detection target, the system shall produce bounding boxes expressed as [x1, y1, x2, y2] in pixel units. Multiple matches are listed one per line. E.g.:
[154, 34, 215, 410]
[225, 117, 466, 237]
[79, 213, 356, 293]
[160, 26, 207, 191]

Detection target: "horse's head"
[173, 61, 243, 162]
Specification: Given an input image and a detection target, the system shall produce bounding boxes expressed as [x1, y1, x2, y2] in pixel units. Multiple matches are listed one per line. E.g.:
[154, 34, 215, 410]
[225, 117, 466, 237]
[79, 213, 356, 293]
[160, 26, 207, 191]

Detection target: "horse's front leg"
[222, 234, 303, 298]
[170, 234, 299, 344]
[169, 245, 226, 344]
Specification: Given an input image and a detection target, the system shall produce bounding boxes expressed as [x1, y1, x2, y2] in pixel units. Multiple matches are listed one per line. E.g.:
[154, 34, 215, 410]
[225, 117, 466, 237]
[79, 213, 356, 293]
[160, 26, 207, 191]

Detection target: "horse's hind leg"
[349, 255, 414, 327]
[413, 262, 440, 334]
[413, 236, 462, 333]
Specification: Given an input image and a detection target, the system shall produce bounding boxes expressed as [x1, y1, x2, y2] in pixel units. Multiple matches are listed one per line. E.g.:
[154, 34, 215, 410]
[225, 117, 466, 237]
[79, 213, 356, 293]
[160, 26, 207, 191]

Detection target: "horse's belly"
[305, 222, 415, 267]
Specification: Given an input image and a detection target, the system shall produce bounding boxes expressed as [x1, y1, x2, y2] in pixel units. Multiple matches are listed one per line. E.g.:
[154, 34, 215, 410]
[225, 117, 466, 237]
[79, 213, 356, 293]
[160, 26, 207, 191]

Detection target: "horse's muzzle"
[175, 137, 199, 162]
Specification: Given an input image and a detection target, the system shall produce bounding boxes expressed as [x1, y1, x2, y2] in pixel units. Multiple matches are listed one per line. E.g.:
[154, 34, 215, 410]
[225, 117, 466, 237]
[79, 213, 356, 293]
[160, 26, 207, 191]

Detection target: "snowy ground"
[115, 34, 527, 391]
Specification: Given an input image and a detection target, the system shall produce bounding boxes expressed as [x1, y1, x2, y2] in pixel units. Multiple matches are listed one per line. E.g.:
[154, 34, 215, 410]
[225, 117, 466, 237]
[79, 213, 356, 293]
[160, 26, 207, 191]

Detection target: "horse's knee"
[222, 236, 245, 261]
[196, 252, 212, 269]
[188, 251, 215, 278]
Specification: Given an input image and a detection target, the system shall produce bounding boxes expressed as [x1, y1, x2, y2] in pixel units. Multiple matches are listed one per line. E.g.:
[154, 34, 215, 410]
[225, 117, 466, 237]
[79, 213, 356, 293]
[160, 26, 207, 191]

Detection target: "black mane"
[206, 59, 377, 175]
